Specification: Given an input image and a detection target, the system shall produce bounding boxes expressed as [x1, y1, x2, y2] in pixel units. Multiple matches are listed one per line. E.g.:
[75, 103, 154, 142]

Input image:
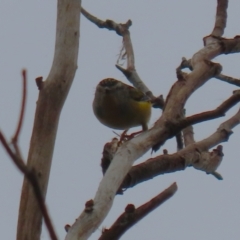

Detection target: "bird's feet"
[119, 129, 143, 143]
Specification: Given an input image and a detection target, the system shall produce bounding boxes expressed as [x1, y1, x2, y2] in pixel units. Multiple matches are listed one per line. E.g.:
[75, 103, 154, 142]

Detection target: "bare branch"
[182, 120, 223, 179]
[176, 132, 184, 151]
[101, 138, 119, 175]
[121, 155, 185, 190]
[153, 61, 222, 152]
[115, 27, 161, 106]
[178, 90, 240, 129]
[17, 1, 81, 239]
[81, 6, 163, 108]
[183, 125, 195, 147]
[178, 57, 240, 87]
[99, 183, 177, 240]
[203, 36, 240, 54]
[12, 70, 27, 145]
[0, 71, 57, 240]
[81, 7, 131, 35]
[0, 131, 58, 240]
[176, 57, 192, 71]
[215, 73, 240, 86]
[193, 145, 224, 175]
[0, 131, 27, 173]
[81, 7, 133, 66]
[121, 28, 135, 70]
[116, 65, 164, 108]
[211, 0, 228, 37]
[121, 108, 240, 189]
[221, 36, 240, 54]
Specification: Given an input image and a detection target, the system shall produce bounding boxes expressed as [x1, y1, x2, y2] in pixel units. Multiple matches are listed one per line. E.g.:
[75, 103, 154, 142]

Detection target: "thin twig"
[12, 69, 27, 158]
[215, 73, 240, 87]
[81, 7, 109, 29]
[178, 90, 240, 129]
[12, 69, 27, 143]
[0, 131, 27, 173]
[115, 65, 157, 102]
[0, 130, 58, 240]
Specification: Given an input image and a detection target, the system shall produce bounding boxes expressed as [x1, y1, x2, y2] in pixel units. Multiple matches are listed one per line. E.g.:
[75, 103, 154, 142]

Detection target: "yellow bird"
[93, 78, 151, 131]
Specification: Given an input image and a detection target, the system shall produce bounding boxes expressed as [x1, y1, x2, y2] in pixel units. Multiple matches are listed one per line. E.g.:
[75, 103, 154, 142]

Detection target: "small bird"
[93, 78, 151, 131]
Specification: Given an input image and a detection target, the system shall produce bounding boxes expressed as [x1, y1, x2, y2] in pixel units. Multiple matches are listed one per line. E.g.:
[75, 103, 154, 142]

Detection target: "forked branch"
[178, 90, 240, 129]
[0, 71, 57, 240]
[81, 6, 164, 108]
[121, 108, 240, 189]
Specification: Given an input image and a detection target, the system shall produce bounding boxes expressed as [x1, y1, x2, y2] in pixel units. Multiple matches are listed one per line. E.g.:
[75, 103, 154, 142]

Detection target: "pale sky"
[1, 1, 240, 239]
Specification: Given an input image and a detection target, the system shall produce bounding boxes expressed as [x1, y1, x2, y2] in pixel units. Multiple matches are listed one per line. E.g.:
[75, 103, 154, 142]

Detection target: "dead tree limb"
[0, 71, 58, 240]
[17, 1, 81, 240]
[99, 183, 177, 240]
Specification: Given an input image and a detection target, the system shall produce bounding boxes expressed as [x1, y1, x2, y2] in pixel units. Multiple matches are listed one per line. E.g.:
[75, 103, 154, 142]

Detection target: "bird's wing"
[129, 87, 149, 102]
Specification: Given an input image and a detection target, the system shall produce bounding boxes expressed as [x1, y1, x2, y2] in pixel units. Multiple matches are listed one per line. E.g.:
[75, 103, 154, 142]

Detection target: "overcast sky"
[1, 1, 240, 239]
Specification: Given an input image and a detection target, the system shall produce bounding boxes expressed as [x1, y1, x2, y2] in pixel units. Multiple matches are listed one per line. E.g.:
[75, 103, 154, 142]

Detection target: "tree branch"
[183, 125, 223, 180]
[221, 36, 240, 54]
[0, 71, 57, 240]
[121, 107, 240, 190]
[11, 70, 27, 159]
[12, 70, 27, 145]
[215, 73, 240, 86]
[17, 1, 81, 239]
[99, 183, 177, 240]
[81, 6, 164, 108]
[0, 131, 58, 240]
[123, 107, 240, 189]
[177, 90, 240, 129]
[176, 131, 184, 151]
[81, 7, 131, 35]
[211, 0, 228, 37]
[67, 2, 236, 239]
[178, 57, 240, 87]
[133, 108, 240, 187]
[182, 125, 195, 146]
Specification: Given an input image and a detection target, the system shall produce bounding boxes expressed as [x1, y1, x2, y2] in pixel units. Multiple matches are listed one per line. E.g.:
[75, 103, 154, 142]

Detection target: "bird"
[92, 78, 151, 131]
